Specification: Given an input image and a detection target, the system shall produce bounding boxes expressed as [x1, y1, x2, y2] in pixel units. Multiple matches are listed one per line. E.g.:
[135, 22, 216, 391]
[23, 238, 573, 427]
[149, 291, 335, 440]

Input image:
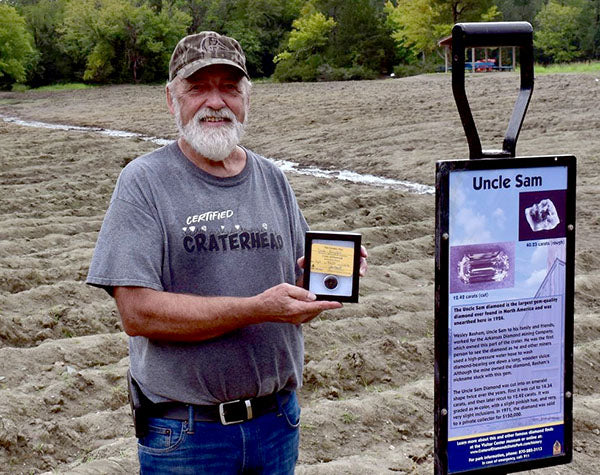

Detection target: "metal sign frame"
[434, 21, 575, 474]
[434, 155, 575, 474]
[452, 22, 534, 159]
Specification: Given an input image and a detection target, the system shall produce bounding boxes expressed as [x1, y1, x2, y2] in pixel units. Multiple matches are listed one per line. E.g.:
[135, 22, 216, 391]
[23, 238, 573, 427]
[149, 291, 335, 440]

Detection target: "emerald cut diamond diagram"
[450, 242, 515, 293]
[458, 250, 510, 284]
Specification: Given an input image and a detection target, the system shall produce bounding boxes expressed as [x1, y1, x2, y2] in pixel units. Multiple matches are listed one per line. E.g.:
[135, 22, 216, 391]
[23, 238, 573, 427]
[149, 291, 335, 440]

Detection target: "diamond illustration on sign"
[450, 242, 515, 293]
[525, 198, 560, 231]
[458, 249, 509, 284]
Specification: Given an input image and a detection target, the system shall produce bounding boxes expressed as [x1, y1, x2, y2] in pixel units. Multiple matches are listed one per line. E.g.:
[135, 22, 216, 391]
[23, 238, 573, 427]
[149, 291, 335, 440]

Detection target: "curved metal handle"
[452, 22, 534, 159]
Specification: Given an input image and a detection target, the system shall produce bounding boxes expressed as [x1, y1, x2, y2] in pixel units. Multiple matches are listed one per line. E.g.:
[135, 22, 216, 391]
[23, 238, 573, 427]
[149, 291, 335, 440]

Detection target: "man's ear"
[165, 83, 176, 116]
[242, 78, 251, 109]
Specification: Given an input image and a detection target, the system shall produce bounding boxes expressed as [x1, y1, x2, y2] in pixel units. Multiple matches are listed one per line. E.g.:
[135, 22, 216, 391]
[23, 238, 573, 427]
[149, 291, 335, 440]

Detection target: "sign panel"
[435, 156, 575, 474]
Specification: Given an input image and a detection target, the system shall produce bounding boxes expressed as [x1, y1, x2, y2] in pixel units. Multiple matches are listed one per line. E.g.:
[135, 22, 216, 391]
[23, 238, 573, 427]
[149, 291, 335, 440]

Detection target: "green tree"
[276, 11, 336, 60]
[495, 0, 545, 23]
[315, 0, 396, 73]
[186, 0, 302, 77]
[385, 0, 500, 60]
[21, 0, 79, 86]
[63, 0, 190, 83]
[169, 0, 212, 34]
[534, 0, 583, 63]
[274, 0, 396, 81]
[385, 0, 445, 57]
[437, 0, 499, 24]
[273, 9, 336, 80]
[579, 0, 600, 59]
[0, 3, 35, 87]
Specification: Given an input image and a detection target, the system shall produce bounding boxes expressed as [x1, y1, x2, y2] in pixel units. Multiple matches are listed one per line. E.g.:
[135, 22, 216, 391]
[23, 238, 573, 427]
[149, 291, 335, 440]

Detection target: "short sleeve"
[86, 197, 164, 295]
[284, 180, 309, 282]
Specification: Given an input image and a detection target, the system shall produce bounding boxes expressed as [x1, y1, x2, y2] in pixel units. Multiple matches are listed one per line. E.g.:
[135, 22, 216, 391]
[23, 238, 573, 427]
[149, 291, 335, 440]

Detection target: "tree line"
[1, 0, 599, 89]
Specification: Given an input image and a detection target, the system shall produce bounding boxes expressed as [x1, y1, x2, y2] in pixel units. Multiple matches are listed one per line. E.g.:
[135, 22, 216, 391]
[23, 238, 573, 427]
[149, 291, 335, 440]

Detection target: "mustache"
[196, 107, 237, 123]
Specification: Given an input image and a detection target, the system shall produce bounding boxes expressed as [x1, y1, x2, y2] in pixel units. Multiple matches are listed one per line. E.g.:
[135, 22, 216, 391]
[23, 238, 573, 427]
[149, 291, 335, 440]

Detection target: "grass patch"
[36, 82, 94, 91]
[341, 412, 357, 424]
[11, 82, 94, 92]
[534, 61, 600, 74]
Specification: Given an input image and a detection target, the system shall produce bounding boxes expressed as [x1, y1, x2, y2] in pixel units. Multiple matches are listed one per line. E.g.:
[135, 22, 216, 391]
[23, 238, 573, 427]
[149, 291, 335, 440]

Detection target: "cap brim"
[177, 59, 249, 80]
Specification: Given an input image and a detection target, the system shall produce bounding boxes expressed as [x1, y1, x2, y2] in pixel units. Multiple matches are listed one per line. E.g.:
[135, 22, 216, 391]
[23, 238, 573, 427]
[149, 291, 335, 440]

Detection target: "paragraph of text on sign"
[449, 296, 562, 429]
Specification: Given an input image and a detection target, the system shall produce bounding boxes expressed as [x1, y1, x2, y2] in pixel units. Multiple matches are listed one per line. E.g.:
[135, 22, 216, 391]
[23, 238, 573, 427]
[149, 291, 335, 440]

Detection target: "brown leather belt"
[147, 390, 291, 425]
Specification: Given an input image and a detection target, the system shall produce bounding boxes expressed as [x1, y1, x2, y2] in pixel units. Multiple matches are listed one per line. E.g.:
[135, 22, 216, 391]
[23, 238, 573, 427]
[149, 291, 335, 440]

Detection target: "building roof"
[438, 35, 452, 47]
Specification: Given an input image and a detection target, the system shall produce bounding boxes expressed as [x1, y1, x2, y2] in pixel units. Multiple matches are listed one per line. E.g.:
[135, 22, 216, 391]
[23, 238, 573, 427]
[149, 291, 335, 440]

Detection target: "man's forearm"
[114, 284, 341, 342]
[115, 286, 260, 341]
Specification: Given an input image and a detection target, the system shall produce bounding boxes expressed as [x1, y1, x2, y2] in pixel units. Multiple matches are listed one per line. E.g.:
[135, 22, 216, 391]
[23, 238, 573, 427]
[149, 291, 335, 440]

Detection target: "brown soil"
[0, 71, 598, 474]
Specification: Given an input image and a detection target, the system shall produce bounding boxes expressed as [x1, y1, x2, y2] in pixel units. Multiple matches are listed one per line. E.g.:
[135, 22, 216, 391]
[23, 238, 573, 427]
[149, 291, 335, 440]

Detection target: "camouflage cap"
[169, 31, 249, 81]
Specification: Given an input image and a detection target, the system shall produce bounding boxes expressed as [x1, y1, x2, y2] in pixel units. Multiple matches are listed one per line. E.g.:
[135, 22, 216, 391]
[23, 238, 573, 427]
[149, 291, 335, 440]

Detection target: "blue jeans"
[138, 392, 300, 474]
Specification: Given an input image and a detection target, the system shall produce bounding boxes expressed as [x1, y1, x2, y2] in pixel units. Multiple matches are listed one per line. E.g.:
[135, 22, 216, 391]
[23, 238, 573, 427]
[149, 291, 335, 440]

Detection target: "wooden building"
[438, 35, 516, 73]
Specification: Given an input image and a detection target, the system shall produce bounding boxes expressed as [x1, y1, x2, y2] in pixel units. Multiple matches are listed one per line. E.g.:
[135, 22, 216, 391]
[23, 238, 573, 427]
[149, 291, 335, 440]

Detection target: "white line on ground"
[1, 114, 434, 194]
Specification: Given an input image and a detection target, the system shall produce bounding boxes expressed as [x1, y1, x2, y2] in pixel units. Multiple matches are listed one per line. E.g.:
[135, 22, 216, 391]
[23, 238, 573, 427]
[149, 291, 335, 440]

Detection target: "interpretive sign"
[303, 231, 361, 303]
[434, 155, 575, 474]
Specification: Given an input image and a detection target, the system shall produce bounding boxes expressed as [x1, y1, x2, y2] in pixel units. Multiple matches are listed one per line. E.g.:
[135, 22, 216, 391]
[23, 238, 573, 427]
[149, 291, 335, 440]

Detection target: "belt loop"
[275, 390, 285, 416]
[187, 405, 195, 434]
[277, 390, 293, 414]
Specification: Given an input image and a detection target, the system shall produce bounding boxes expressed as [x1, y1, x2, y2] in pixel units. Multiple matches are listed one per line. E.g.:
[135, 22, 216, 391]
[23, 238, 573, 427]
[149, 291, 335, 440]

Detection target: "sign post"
[434, 22, 575, 474]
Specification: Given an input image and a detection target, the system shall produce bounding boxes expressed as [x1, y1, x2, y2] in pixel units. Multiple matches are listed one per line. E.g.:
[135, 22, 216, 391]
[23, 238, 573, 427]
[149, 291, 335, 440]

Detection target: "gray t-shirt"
[87, 142, 308, 404]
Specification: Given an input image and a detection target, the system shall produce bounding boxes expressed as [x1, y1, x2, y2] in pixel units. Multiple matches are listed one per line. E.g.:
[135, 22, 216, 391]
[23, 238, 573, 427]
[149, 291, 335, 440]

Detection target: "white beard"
[173, 101, 246, 162]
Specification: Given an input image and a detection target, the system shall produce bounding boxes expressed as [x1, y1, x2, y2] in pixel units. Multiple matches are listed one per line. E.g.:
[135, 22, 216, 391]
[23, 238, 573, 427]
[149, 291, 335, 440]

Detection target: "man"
[87, 31, 367, 474]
